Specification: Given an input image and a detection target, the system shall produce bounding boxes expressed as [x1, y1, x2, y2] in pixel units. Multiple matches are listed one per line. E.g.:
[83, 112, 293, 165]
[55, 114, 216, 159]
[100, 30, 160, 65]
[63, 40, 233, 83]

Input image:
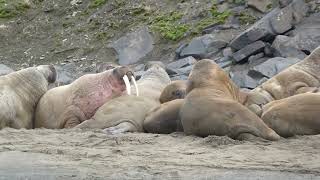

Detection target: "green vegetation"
[149, 12, 189, 41]
[193, 3, 231, 34]
[238, 12, 256, 25]
[89, 0, 107, 8]
[0, 0, 30, 18]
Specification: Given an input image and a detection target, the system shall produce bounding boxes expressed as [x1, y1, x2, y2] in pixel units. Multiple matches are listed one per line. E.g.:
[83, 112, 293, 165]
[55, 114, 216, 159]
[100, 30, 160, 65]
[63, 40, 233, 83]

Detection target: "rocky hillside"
[0, 0, 319, 89]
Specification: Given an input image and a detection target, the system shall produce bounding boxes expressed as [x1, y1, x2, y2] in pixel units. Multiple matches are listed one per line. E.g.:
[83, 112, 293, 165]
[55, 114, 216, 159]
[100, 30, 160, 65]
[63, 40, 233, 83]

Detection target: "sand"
[0, 128, 319, 180]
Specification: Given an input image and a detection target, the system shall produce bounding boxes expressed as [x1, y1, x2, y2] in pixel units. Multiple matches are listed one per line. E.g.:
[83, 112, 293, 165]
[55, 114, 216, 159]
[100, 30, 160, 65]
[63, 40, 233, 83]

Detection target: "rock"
[109, 27, 154, 65]
[249, 57, 301, 78]
[216, 57, 233, 68]
[166, 56, 197, 70]
[175, 43, 188, 57]
[180, 34, 228, 59]
[264, 43, 274, 57]
[49, 63, 78, 89]
[248, 0, 273, 13]
[279, 0, 292, 8]
[222, 47, 233, 58]
[232, 41, 266, 62]
[95, 62, 118, 73]
[229, 0, 308, 50]
[271, 35, 306, 59]
[0, 64, 14, 76]
[170, 75, 189, 81]
[248, 52, 264, 64]
[230, 67, 260, 89]
[288, 13, 320, 53]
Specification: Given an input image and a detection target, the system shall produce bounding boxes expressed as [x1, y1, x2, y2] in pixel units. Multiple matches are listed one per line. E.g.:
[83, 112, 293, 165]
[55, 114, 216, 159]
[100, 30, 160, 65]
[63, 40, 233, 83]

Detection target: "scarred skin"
[0, 65, 56, 129]
[34, 66, 133, 129]
[180, 59, 280, 141]
[245, 47, 320, 116]
[75, 63, 171, 134]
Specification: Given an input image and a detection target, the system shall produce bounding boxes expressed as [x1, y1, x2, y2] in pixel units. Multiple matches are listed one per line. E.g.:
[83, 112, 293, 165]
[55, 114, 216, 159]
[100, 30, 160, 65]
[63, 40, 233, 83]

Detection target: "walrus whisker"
[123, 75, 131, 95]
[131, 76, 139, 96]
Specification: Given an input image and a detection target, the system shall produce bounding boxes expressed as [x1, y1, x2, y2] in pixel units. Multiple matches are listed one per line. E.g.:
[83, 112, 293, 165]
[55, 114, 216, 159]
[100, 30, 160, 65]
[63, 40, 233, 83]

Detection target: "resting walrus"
[245, 47, 320, 116]
[0, 65, 56, 129]
[261, 93, 320, 137]
[180, 59, 280, 141]
[75, 63, 171, 134]
[144, 81, 187, 134]
[35, 66, 135, 129]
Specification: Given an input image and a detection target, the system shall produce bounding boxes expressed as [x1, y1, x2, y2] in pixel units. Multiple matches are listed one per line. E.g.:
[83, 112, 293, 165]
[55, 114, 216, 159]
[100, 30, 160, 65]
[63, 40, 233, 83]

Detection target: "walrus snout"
[113, 66, 139, 96]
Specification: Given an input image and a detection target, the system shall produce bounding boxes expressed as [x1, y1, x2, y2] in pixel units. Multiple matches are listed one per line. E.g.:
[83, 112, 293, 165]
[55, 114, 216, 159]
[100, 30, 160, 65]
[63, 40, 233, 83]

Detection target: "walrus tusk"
[131, 76, 139, 96]
[123, 75, 131, 95]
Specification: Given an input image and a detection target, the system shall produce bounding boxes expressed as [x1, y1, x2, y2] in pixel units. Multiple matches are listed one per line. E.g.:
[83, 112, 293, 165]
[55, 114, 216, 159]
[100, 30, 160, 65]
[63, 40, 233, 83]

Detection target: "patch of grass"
[0, 0, 30, 18]
[193, 4, 231, 34]
[150, 12, 190, 41]
[238, 12, 256, 25]
[89, 0, 107, 8]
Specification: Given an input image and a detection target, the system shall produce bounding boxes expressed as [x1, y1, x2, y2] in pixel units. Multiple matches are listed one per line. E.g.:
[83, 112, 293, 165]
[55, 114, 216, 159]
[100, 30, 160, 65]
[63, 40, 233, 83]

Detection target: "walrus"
[245, 47, 320, 116]
[180, 59, 280, 141]
[0, 65, 56, 129]
[34, 66, 135, 129]
[159, 80, 187, 103]
[75, 63, 171, 134]
[143, 80, 187, 134]
[260, 93, 320, 137]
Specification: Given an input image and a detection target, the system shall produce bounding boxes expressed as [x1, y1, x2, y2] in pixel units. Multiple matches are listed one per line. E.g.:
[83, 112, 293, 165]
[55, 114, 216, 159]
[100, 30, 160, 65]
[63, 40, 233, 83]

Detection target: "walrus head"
[112, 66, 139, 96]
[187, 59, 228, 93]
[160, 80, 187, 103]
[36, 65, 57, 84]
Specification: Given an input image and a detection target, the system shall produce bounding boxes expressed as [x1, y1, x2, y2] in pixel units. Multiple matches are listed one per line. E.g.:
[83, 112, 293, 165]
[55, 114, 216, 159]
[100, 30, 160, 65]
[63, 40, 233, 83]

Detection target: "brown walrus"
[260, 93, 320, 137]
[180, 59, 280, 141]
[75, 63, 171, 134]
[245, 47, 320, 116]
[144, 80, 187, 134]
[34, 66, 135, 129]
[0, 65, 56, 129]
[159, 80, 187, 103]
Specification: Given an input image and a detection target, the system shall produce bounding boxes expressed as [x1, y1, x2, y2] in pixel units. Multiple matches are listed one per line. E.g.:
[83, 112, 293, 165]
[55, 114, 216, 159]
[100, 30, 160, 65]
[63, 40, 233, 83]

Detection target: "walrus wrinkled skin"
[245, 47, 320, 116]
[180, 59, 280, 141]
[75, 63, 171, 134]
[260, 93, 320, 137]
[144, 99, 184, 134]
[0, 65, 56, 129]
[159, 80, 187, 103]
[35, 66, 134, 129]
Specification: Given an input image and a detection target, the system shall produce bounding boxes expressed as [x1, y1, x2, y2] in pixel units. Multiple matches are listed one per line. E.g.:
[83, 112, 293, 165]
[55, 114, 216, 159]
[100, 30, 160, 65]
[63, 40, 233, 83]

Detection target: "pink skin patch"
[69, 71, 127, 120]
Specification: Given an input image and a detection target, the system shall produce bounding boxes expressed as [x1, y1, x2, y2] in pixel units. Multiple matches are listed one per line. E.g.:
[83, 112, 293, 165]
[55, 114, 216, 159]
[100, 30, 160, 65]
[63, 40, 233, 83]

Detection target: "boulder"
[271, 35, 306, 59]
[0, 64, 14, 76]
[109, 27, 154, 65]
[249, 57, 301, 78]
[229, 0, 307, 50]
[248, 0, 274, 13]
[180, 34, 228, 59]
[232, 41, 266, 62]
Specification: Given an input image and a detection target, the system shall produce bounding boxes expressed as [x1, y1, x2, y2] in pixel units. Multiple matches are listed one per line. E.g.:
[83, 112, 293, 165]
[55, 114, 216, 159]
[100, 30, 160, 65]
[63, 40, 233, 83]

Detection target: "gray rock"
[232, 41, 266, 62]
[289, 13, 320, 53]
[216, 57, 233, 68]
[0, 64, 14, 76]
[166, 56, 197, 70]
[171, 75, 189, 81]
[230, 69, 260, 89]
[248, 0, 273, 13]
[229, 0, 307, 50]
[175, 43, 188, 57]
[271, 35, 307, 59]
[180, 34, 228, 59]
[279, 0, 292, 8]
[248, 52, 265, 64]
[249, 57, 301, 78]
[49, 63, 78, 89]
[222, 47, 233, 58]
[109, 27, 154, 65]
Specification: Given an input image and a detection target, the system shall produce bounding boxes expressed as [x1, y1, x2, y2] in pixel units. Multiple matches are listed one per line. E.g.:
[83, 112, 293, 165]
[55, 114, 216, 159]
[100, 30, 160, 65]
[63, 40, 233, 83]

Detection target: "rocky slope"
[2, 0, 319, 89]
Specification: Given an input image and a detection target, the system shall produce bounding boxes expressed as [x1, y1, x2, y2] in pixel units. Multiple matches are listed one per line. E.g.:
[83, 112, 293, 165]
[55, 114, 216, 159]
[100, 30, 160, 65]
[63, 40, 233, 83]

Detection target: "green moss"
[89, 0, 107, 8]
[150, 12, 189, 41]
[0, 0, 30, 18]
[193, 4, 231, 34]
[266, 3, 273, 10]
[95, 31, 113, 40]
[238, 12, 256, 25]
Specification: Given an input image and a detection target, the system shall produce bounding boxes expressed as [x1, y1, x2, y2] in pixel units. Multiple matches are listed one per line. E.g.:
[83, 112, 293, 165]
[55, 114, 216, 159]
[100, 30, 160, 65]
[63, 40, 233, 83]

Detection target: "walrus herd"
[1, 47, 320, 141]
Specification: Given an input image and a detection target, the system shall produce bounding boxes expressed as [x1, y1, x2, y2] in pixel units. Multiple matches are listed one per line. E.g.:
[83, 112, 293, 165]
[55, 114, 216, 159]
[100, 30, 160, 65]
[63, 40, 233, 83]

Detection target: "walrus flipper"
[60, 106, 87, 128]
[103, 122, 136, 135]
